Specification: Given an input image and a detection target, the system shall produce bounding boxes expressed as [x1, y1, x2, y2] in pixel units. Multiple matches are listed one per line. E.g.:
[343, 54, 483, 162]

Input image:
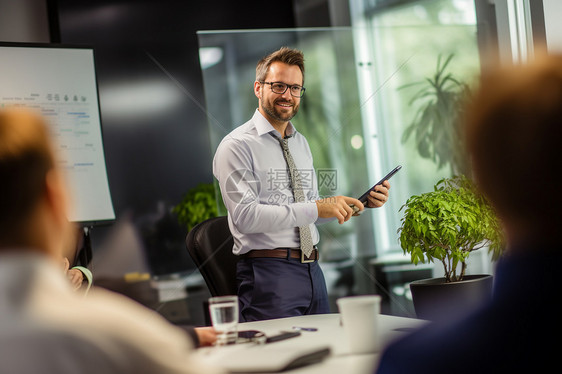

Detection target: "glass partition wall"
[198, 4, 484, 315]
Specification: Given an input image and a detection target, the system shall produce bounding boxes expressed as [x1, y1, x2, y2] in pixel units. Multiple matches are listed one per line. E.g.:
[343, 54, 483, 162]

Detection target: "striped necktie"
[276, 135, 315, 258]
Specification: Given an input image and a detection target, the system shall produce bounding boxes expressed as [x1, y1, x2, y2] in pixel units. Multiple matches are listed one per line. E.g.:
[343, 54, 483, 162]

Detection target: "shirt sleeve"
[213, 138, 318, 234]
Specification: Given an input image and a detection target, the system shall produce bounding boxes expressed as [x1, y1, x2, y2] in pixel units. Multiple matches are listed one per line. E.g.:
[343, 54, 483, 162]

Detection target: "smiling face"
[255, 61, 303, 133]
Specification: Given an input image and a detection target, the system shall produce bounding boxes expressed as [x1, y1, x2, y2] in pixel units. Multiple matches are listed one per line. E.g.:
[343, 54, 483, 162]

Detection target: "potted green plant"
[173, 183, 222, 232]
[398, 175, 504, 320]
[401, 54, 472, 176]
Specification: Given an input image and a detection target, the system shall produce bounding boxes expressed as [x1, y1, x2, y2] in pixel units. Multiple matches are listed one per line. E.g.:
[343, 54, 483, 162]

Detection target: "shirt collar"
[253, 109, 297, 139]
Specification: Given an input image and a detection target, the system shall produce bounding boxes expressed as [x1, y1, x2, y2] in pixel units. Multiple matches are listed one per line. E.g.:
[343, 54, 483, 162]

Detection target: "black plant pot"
[409, 274, 493, 321]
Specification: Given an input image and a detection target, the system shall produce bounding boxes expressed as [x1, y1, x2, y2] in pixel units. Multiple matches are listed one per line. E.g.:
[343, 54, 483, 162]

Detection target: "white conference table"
[195, 313, 427, 373]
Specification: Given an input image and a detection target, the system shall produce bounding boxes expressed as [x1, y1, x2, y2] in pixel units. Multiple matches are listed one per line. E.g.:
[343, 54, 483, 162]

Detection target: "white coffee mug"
[337, 295, 381, 354]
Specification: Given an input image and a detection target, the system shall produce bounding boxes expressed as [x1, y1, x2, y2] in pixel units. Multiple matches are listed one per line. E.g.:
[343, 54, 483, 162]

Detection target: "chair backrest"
[185, 216, 238, 297]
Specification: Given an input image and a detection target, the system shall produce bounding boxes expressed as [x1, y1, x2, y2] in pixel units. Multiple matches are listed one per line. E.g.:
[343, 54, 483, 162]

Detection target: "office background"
[1, 0, 561, 325]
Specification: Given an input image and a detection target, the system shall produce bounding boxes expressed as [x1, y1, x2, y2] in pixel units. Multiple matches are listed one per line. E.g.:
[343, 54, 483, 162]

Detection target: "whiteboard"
[0, 43, 115, 224]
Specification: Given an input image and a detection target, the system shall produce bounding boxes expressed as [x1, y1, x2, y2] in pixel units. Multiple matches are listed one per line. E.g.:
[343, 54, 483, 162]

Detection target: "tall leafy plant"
[401, 54, 471, 176]
[398, 176, 504, 282]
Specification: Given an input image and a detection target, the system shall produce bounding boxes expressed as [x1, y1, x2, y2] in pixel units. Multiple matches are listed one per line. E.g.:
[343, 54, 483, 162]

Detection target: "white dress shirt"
[213, 110, 325, 255]
[0, 252, 223, 374]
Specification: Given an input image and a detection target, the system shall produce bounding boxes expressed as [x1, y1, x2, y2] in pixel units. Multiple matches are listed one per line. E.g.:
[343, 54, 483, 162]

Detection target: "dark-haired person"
[0, 109, 221, 373]
[213, 47, 391, 322]
[375, 55, 562, 373]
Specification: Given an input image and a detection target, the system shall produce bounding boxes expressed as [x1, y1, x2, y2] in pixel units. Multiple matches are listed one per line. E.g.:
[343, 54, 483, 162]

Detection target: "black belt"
[241, 247, 319, 263]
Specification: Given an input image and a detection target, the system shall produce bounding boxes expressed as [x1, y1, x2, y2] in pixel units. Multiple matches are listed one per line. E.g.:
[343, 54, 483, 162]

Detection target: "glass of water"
[208, 295, 239, 345]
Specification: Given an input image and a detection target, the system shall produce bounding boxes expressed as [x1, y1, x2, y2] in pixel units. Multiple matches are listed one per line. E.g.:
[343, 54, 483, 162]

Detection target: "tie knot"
[270, 133, 290, 148]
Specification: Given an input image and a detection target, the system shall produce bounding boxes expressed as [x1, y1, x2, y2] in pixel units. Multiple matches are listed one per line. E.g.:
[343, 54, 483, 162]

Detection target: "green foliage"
[401, 54, 472, 176]
[398, 175, 504, 282]
[173, 183, 219, 232]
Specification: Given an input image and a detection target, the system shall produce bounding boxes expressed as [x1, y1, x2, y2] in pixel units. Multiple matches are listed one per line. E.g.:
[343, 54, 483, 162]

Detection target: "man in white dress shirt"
[213, 47, 390, 321]
[0, 109, 222, 374]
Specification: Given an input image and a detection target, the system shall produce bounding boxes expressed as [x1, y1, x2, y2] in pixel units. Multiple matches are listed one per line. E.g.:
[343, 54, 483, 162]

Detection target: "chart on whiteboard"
[0, 45, 115, 223]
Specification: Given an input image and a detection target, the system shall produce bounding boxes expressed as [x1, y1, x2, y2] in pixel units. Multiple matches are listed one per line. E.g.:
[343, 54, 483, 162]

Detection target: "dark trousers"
[236, 257, 330, 322]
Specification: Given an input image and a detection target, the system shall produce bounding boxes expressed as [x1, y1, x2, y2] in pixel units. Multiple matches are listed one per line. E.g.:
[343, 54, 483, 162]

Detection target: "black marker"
[265, 331, 301, 343]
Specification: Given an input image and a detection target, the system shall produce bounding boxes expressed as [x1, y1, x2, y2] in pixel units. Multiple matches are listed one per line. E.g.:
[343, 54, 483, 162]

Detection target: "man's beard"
[262, 98, 299, 123]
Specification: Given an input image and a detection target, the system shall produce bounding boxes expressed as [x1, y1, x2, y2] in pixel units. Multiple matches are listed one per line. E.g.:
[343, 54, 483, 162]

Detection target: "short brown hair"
[0, 109, 55, 244]
[256, 47, 305, 84]
[465, 55, 562, 232]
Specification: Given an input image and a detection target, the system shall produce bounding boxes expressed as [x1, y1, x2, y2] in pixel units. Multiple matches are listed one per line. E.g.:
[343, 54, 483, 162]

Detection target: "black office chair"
[185, 216, 238, 297]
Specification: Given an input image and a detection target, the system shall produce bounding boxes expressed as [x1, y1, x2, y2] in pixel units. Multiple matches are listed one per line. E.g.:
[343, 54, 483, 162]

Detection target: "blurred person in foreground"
[0, 109, 221, 373]
[376, 55, 562, 373]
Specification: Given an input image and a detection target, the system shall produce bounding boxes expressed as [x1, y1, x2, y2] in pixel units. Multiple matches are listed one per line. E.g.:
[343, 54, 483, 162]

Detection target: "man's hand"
[316, 196, 364, 224]
[62, 257, 85, 291]
[195, 327, 218, 347]
[366, 180, 390, 208]
[67, 268, 85, 291]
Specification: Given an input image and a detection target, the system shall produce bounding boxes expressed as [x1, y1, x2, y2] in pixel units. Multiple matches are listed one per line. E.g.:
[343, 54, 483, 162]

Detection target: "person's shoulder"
[376, 319, 469, 373]
[216, 116, 271, 158]
[0, 325, 129, 374]
[218, 118, 259, 147]
[376, 306, 513, 374]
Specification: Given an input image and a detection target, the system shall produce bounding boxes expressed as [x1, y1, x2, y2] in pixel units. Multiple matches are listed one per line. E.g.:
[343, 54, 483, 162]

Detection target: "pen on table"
[292, 326, 318, 332]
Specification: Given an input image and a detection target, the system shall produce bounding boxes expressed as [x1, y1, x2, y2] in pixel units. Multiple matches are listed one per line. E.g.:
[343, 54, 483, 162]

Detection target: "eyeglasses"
[261, 81, 305, 98]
